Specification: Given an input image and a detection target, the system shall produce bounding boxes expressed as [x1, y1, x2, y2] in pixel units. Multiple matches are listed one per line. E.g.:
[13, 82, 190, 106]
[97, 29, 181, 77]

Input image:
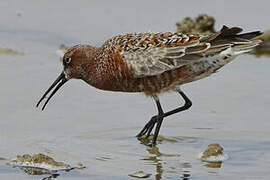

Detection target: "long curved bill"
[36, 71, 68, 110]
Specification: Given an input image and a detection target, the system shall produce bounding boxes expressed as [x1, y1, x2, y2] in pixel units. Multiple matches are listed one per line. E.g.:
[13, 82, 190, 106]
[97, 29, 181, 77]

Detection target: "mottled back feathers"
[100, 26, 262, 78]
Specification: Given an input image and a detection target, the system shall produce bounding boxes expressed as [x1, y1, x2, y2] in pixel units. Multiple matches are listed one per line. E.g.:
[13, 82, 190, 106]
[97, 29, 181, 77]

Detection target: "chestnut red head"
[36, 45, 95, 110]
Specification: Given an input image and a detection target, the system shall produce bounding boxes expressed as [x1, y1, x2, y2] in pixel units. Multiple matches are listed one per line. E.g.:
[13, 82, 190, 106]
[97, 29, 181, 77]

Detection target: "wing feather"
[101, 26, 261, 78]
[121, 37, 212, 77]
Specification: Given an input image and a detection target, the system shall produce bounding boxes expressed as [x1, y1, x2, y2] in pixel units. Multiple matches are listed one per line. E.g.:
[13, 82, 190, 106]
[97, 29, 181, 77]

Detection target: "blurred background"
[0, 0, 270, 179]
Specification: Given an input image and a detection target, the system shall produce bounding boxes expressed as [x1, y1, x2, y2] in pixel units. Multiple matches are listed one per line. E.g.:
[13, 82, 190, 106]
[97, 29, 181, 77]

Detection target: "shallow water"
[1, 0, 270, 179]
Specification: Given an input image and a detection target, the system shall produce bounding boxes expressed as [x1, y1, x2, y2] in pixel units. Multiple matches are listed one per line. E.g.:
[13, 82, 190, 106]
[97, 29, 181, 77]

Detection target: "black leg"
[137, 89, 192, 146]
[163, 90, 192, 118]
[151, 99, 164, 145]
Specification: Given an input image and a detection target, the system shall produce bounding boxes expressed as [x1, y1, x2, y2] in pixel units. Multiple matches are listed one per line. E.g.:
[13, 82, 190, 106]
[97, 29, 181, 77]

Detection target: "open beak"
[36, 71, 68, 110]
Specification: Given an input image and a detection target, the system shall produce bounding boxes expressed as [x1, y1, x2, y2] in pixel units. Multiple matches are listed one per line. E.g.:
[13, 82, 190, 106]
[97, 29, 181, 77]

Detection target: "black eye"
[64, 57, 71, 64]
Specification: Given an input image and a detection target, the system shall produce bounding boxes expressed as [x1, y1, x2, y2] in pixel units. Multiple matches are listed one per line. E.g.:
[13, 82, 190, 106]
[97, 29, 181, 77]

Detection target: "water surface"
[0, 0, 270, 179]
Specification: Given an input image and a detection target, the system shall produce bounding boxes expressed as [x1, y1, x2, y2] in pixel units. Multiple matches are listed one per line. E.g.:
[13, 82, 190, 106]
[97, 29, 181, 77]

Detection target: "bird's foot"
[137, 114, 164, 146]
[136, 115, 159, 138]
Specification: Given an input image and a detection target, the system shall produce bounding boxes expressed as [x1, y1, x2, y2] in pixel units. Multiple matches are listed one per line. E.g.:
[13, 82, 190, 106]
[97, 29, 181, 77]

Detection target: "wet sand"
[0, 0, 270, 179]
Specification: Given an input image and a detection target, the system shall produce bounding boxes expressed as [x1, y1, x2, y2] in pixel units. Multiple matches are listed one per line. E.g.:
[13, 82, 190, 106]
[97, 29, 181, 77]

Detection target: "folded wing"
[105, 26, 262, 78]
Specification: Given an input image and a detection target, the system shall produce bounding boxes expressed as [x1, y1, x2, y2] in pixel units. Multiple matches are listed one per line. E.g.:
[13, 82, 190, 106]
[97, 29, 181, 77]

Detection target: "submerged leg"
[137, 89, 192, 146]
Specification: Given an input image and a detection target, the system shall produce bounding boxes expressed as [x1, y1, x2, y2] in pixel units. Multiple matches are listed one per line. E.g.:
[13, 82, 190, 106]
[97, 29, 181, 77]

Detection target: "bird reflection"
[139, 137, 224, 179]
[141, 143, 191, 180]
[142, 146, 163, 180]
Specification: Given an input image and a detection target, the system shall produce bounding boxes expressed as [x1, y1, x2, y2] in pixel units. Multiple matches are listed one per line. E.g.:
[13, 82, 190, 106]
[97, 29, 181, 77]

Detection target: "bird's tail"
[201, 25, 262, 55]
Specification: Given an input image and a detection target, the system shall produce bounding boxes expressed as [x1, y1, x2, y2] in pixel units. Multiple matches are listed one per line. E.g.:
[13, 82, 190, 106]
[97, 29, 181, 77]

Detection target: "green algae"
[10, 153, 70, 168]
[7, 153, 85, 177]
[0, 157, 6, 161]
[176, 14, 215, 35]
[258, 30, 270, 42]
[253, 30, 270, 57]
[0, 48, 24, 56]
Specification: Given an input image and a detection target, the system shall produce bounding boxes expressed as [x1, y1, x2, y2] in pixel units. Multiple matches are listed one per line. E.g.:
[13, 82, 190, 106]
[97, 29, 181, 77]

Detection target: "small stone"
[202, 143, 223, 157]
[77, 162, 83, 167]
[128, 171, 151, 178]
[76, 162, 86, 170]
[199, 143, 228, 162]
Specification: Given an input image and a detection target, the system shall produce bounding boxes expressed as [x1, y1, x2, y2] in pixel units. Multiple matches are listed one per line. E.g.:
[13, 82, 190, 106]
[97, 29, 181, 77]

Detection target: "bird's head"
[36, 45, 96, 110]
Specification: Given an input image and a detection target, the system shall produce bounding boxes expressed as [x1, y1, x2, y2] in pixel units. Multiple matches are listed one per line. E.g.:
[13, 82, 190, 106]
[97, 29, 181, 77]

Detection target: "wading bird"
[37, 26, 261, 146]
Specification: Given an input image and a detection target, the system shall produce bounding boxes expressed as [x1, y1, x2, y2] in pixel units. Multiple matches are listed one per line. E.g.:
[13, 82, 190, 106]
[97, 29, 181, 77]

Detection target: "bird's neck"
[81, 47, 105, 89]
